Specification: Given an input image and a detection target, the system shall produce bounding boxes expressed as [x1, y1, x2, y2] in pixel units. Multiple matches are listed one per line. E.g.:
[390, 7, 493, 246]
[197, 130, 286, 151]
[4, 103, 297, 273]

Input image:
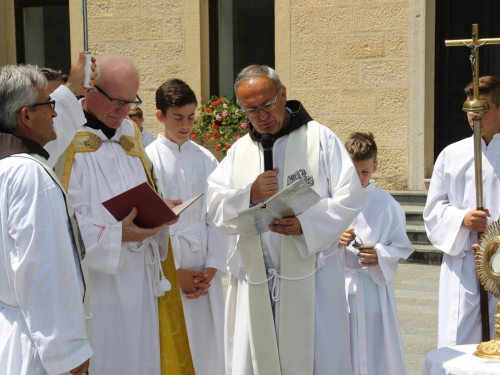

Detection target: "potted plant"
[193, 96, 249, 156]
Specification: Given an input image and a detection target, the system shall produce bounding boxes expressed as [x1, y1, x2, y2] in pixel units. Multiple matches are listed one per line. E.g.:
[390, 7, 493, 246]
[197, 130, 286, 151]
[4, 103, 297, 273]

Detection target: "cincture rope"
[129, 237, 170, 297]
[247, 267, 318, 302]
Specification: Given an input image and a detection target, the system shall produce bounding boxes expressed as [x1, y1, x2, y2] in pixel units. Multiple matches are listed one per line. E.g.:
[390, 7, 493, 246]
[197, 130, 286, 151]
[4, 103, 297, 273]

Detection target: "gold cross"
[445, 24, 500, 208]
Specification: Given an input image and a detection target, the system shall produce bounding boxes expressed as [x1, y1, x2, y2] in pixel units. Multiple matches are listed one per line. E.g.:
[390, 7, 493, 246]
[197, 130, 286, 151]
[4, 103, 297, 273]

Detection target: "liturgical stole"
[233, 122, 320, 375]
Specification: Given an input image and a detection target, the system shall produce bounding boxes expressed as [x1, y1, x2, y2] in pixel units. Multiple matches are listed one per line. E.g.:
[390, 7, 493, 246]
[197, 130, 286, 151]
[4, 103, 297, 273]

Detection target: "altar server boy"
[340, 132, 414, 375]
[145, 78, 227, 375]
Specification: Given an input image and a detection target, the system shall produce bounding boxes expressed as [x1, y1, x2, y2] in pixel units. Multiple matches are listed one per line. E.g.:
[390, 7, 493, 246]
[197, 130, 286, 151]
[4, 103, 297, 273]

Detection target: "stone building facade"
[1, 0, 437, 191]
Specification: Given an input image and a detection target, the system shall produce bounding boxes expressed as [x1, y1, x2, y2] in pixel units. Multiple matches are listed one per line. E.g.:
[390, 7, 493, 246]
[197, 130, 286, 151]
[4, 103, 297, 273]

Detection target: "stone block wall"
[289, 0, 410, 190]
[85, 0, 189, 138]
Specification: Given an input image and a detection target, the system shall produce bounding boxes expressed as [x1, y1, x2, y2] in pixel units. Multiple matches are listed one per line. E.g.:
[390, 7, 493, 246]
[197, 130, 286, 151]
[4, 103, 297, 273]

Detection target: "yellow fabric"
[159, 240, 196, 374]
[55, 121, 194, 373]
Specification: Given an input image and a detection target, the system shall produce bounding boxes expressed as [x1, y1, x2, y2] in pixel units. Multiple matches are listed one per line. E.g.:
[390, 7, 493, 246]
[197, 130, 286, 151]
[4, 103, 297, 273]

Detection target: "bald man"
[55, 55, 175, 374]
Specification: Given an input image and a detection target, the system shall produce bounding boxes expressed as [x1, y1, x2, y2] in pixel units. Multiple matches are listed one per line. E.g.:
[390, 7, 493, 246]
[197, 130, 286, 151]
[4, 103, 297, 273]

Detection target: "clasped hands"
[339, 228, 379, 267]
[177, 267, 217, 299]
[250, 168, 302, 236]
[122, 198, 182, 242]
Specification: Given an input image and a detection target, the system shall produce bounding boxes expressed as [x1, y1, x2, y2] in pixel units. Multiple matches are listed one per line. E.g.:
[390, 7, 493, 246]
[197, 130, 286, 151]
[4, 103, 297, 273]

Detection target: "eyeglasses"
[241, 87, 282, 118]
[18, 100, 56, 112]
[94, 85, 142, 109]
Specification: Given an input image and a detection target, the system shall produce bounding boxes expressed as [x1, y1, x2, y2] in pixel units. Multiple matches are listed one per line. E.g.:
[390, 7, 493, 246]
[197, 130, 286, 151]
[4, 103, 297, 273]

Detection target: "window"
[15, 0, 71, 73]
[209, 0, 275, 98]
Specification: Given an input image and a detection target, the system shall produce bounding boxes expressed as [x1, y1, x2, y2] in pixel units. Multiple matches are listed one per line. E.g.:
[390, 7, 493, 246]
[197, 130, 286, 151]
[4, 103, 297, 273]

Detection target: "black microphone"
[261, 133, 274, 171]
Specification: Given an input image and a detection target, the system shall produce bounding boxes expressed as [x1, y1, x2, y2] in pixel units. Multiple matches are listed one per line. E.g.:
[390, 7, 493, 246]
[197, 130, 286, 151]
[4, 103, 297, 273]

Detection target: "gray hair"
[0, 65, 47, 133]
[234, 65, 282, 100]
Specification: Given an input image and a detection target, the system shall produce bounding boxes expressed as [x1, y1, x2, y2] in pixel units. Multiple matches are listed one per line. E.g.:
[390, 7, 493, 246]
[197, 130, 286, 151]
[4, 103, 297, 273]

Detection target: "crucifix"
[445, 24, 500, 343]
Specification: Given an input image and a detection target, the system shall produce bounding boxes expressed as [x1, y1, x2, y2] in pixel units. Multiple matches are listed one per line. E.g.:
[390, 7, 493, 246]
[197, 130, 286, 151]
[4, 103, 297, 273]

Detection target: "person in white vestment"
[0, 59, 94, 375]
[146, 78, 227, 375]
[339, 132, 414, 375]
[56, 55, 178, 374]
[207, 65, 364, 375]
[424, 76, 500, 347]
[129, 107, 154, 147]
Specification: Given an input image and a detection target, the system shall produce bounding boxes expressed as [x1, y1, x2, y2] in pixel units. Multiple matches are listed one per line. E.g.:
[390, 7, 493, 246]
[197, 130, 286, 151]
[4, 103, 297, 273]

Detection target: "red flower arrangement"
[194, 96, 249, 156]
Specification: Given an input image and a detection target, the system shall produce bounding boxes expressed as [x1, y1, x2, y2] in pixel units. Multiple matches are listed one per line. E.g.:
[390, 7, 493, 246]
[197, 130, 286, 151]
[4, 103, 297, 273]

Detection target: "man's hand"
[462, 208, 491, 232]
[164, 198, 182, 225]
[339, 228, 355, 247]
[358, 248, 379, 267]
[269, 217, 303, 236]
[250, 167, 279, 205]
[122, 207, 164, 242]
[65, 52, 97, 96]
[177, 268, 210, 299]
[70, 358, 90, 375]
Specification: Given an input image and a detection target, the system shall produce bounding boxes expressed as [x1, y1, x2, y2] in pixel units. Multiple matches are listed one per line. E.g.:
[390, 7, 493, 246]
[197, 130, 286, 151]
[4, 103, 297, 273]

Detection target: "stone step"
[390, 190, 428, 206]
[403, 244, 443, 265]
[401, 205, 425, 226]
[406, 224, 432, 244]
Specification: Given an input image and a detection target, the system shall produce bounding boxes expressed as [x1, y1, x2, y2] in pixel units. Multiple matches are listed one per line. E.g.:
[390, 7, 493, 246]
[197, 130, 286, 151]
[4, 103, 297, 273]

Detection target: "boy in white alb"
[340, 132, 414, 375]
[145, 79, 227, 375]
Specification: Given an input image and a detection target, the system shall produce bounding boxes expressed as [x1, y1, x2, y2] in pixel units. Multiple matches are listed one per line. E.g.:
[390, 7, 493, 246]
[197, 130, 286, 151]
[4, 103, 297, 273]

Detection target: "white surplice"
[342, 181, 413, 375]
[207, 125, 364, 375]
[142, 128, 154, 147]
[146, 135, 227, 375]
[0, 86, 92, 375]
[65, 118, 169, 374]
[424, 135, 500, 348]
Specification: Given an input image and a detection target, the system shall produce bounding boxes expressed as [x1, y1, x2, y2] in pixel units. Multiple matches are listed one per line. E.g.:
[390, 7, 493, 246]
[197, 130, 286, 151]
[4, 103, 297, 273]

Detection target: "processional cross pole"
[445, 24, 500, 342]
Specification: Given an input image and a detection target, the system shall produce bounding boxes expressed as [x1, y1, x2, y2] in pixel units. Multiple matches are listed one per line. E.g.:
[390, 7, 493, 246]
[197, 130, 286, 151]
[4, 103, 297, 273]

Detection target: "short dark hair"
[345, 132, 378, 161]
[155, 78, 197, 115]
[40, 67, 65, 82]
[464, 76, 500, 107]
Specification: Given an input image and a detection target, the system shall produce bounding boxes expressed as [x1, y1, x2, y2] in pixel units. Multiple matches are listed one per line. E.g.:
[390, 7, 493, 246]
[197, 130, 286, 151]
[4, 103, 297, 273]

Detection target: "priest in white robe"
[207, 65, 364, 375]
[54, 55, 175, 374]
[424, 76, 500, 347]
[146, 78, 227, 375]
[0, 60, 93, 375]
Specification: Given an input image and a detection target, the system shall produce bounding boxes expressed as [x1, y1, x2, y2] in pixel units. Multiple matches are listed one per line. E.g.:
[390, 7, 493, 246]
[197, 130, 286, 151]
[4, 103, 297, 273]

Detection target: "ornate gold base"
[473, 301, 500, 360]
[474, 339, 500, 360]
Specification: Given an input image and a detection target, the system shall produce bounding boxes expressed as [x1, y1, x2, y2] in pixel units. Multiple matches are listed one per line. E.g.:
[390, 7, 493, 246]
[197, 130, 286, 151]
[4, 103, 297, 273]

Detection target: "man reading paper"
[207, 65, 364, 375]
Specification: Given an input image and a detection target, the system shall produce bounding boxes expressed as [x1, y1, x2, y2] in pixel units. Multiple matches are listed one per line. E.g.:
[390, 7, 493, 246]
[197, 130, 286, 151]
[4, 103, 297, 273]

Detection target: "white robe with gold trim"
[65, 119, 169, 374]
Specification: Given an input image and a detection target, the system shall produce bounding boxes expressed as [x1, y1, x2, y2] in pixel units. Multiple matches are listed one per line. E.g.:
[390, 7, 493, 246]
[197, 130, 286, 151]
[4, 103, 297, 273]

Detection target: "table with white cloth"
[421, 344, 500, 375]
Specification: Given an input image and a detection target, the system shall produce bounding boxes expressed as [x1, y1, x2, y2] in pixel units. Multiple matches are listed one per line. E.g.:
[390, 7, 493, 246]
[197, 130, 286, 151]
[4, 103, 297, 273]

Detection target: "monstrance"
[474, 220, 500, 359]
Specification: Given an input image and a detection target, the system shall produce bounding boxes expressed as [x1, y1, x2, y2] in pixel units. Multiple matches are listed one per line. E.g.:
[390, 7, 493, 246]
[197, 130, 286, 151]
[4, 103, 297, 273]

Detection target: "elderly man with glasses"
[0, 53, 95, 375]
[54, 54, 182, 375]
[207, 65, 364, 375]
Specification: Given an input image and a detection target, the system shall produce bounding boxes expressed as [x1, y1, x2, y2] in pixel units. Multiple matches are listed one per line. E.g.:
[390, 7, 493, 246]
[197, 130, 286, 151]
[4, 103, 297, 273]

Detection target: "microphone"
[261, 133, 274, 171]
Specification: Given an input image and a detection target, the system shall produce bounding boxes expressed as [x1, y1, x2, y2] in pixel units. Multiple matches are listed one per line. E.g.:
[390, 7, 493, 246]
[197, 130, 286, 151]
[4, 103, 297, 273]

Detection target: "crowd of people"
[0, 52, 498, 375]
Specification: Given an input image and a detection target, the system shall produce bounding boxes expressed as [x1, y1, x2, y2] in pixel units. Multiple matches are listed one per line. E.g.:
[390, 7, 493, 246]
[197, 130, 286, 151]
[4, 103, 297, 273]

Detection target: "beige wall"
[1, 0, 17, 65]
[0, 0, 434, 191]
[71, 0, 208, 138]
[281, 0, 412, 190]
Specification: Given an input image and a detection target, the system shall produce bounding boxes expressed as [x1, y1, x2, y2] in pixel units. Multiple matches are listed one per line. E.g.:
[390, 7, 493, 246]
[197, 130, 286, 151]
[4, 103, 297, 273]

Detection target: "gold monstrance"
[446, 24, 500, 359]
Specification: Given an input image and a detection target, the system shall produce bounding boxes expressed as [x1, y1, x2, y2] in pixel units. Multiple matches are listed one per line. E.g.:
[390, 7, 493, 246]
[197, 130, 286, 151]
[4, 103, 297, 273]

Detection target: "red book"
[102, 182, 202, 228]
